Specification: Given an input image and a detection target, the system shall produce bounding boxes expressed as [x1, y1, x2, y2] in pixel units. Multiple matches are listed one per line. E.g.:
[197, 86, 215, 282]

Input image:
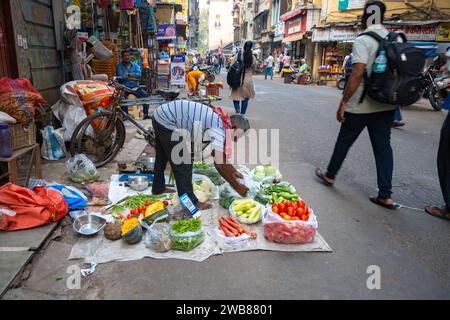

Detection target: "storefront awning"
[280, 9, 304, 22]
[282, 32, 304, 43]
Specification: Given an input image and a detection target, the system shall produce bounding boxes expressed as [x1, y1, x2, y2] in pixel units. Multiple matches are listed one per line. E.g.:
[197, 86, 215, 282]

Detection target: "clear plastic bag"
[229, 200, 265, 225]
[192, 174, 219, 201]
[213, 227, 252, 249]
[219, 183, 242, 209]
[193, 166, 224, 186]
[262, 205, 318, 244]
[250, 165, 283, 183]
[170, 229, 205, 251]
[66, 154, 100, 183]
[143, 222, 172, 252]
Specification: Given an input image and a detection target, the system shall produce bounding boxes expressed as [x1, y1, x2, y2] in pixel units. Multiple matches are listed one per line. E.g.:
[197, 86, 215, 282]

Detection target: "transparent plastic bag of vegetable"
[229, 200, 265, 224]
[219, 183, 242, 209]
[66, 154, 100, 183]
[213, 227, 252, 250]
[250, 165, 283, 183]
[170, 229, 205, 251]
[262, 205, 318, 244]
[237, 174, 261, 197]
[192, 174, 219, 201]
[193, 166, 224, 186]
[142, 219, 171, 252]
[235, 165, 252, 178]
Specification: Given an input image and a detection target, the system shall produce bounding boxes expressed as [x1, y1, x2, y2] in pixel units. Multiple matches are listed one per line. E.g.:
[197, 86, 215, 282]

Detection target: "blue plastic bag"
[48, 184, 87, 210]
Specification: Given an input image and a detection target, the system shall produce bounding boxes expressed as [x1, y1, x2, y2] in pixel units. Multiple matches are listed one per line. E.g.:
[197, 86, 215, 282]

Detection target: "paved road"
[4, 72, 450, 300]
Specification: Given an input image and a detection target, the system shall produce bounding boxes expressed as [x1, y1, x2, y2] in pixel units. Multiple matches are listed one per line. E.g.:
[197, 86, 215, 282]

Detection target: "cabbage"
[264, 165, 278, 176]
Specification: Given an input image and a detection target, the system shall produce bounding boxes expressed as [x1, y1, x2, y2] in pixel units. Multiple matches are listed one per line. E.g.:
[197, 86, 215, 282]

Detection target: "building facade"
[208, 0, 234, 50]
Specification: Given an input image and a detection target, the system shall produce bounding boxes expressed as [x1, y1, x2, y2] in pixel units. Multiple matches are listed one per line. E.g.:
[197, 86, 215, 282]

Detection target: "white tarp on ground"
[68, 205, 333, 264]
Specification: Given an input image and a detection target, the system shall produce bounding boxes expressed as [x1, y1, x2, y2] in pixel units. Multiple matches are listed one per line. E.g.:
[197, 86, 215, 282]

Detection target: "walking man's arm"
[337, 63, 365, 123]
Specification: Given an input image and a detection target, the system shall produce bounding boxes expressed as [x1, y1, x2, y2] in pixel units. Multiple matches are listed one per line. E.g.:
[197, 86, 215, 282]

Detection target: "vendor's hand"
[337, 102, 346, 123]
[197, 202, 213, 210]
[234, 183, 249, 197]
[232, 170, 244, 180]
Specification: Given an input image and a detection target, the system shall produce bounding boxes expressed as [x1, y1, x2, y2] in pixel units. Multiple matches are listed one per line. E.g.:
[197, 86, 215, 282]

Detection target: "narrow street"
[3, 73, 450, 300]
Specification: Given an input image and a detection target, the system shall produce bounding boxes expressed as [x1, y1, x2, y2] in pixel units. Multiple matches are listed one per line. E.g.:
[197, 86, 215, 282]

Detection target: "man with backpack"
[315, 1, 425, 209]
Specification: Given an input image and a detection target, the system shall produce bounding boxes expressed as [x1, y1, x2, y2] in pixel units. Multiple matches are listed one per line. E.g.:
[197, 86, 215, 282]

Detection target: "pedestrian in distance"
[278, 51, 284, 73]
[282, 52, 291, 68]
[230, 41, 257, 115]
[265, 51, 274, 80]
[315, 1, 401, 209]
[392, 105, 405, 127]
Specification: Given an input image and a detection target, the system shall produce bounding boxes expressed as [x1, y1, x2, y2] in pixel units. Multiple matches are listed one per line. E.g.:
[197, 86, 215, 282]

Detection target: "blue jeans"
[394, 105, 402, 122]
[326, 111, 395, 199]
[233, 99, 249, 114]
[121, 87, 149, 116]
[265, 67, 273, 80]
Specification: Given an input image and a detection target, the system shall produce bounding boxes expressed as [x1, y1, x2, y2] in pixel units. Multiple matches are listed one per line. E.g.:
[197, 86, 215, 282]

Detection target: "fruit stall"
[67, 163, 332, 264]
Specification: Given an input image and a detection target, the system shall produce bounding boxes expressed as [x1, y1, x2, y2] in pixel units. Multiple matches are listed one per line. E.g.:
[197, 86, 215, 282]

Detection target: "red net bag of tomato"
[262, 204, 318, 244]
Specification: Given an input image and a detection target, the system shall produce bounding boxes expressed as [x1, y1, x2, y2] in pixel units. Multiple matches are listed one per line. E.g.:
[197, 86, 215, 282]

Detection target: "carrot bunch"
[219, 216, 257, 238]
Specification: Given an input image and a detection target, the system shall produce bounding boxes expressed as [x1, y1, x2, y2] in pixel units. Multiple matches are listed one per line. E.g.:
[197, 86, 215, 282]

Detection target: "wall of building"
[321, 0, 450, 24]
[209, 0, 234, 49]
[9, 0, 64, 105]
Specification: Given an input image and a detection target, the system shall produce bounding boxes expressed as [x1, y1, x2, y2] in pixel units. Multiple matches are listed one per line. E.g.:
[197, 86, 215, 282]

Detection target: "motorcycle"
[281, 66, 312, 84]
[337, 73, 346, 90]
[421, 65, 447, 111]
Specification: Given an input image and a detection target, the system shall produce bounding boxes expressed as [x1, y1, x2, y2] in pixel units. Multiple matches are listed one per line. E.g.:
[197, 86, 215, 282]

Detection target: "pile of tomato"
[271, 200, 312, 221]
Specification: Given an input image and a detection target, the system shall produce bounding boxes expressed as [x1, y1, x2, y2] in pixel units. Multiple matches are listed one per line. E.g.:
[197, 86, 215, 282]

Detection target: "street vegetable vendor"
[186, 70, 215, 96]
[151, 100, 250, 210]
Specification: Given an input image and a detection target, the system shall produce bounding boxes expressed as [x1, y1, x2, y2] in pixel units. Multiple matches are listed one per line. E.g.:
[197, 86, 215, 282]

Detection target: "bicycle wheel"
[70, 111, 126, 168]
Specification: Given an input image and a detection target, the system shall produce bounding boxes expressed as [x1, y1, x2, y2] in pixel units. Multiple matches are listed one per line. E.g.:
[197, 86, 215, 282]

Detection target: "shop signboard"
[338, 0, 365, 11]
[274, 21, 285, 42]
[330, 27, 360, 41]
[157, 24, 177, 40]
[287, 17, 302, 35]
[437, 22, 450, 42]
[385, 24, 437, 41]
[170, 55, 186, 86]
[312, 28, 330, 42]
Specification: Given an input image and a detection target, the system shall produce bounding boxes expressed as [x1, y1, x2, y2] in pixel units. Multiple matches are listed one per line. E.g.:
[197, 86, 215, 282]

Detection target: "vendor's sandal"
[315, 168, 334, 187]
[425, 206, 450, 221]
[369, 196, 401, 210]
[197, 202, 213, 210]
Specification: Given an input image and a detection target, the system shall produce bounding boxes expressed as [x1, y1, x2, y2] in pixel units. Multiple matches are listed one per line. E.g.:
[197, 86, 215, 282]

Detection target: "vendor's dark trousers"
[326, 110, 395, 199]
[151, 119, 198, 204]
[121, 88, 149, 116]
[437, 111, 450, 211]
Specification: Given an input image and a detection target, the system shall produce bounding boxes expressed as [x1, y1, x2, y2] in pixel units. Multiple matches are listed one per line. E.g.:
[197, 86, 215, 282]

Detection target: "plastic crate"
[206, 86, 220, 97]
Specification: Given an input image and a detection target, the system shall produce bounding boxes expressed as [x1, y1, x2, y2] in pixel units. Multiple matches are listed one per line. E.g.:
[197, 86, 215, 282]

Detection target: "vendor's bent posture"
[186, 70, 214, 96]
[152, 100, 249, 210]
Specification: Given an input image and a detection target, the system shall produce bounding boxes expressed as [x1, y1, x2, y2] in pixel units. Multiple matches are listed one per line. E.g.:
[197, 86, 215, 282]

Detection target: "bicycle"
[69, 77, 221, 167]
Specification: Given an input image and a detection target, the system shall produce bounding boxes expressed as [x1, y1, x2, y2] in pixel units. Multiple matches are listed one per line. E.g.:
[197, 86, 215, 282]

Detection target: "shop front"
[312, 25, 359, 85]
[280, 9, 306, 65]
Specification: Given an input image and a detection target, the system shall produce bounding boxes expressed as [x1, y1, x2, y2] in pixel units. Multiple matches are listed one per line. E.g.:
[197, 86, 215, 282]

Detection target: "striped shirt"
[153, 100, 226, 152]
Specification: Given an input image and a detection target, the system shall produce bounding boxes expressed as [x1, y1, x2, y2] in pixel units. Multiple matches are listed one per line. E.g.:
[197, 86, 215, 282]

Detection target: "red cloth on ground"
[0, 183, 68, 231]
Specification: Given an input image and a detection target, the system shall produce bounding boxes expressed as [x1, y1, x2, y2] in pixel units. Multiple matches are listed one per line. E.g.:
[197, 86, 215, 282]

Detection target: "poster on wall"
[338, 0, 365, 10]
[437, 22, 450, 42]
[170, 55, 186, 86]
[157, 24, 177, 40]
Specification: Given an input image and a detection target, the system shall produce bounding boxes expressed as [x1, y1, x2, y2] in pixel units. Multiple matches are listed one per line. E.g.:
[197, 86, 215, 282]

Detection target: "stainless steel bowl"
[73, 214, 107, 236]
[136, 157, 155, 171]
[127, 176, 150, 191]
